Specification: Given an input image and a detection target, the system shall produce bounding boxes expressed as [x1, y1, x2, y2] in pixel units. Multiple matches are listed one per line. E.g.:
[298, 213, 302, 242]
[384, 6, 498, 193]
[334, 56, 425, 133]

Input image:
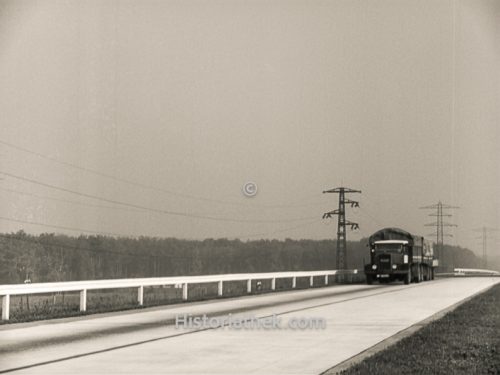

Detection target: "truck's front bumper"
[364, 264, 410, 277]
[364, 270, 408, 276]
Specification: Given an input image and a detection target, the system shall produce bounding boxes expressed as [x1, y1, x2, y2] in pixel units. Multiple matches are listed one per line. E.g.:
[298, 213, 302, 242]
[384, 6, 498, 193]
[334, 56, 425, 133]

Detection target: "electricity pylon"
[473, 227, 498, 268]
[323, 187, 361, 270]
[420, 201, 459, 269]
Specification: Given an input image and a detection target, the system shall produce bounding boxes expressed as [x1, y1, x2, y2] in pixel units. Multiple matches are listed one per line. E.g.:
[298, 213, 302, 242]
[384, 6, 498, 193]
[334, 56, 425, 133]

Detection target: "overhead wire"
[0, 216, 131, 238]
[233, 219, 323, 240]
[0, 186, 143, 213]
[0, 188, 324, 240]
[0, 139, 324, 209]
[0, 141, 328, 240]
[0, 170, 318, 224]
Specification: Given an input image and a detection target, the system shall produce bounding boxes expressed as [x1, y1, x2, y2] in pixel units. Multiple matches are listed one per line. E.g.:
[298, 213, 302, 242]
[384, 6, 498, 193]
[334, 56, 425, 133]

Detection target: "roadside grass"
[0, 286, 182, 324]
[341, 282, 500, 375]
[0, 274, 365, 324]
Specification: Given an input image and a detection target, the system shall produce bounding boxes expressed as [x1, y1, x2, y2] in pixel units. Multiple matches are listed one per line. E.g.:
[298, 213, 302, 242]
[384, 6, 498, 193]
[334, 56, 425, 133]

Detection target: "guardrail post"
[292, 277, 296, 288]
[324, 275, 329, 285]
[2, 295, 10, 321]
[138, 286, 144, 306]
[182, 283, 188, 301]
[271, 278, 276, 290]
[79, 289, 87, 312]
[218, 281, 223, 297]
[247, 279, 252, 293]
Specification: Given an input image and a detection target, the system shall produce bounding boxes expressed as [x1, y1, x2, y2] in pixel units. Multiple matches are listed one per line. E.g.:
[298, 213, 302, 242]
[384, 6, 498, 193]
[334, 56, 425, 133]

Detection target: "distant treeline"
[0, 231, 483, 284]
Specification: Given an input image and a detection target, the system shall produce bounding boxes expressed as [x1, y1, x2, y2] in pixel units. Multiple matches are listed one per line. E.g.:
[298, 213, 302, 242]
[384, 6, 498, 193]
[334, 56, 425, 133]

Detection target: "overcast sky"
[0, 0, 498, 255]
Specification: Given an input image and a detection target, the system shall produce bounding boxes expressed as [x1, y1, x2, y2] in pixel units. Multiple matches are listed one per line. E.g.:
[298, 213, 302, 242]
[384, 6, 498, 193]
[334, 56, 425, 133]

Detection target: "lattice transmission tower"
[473, 227, 498, 268]
[323, 187, 361, 270]
[420, 201, 459, 269]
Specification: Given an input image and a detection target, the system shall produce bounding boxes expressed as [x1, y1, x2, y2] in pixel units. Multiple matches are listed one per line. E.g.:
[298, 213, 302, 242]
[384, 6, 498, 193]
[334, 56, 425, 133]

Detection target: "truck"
[364, 227, 437, 285]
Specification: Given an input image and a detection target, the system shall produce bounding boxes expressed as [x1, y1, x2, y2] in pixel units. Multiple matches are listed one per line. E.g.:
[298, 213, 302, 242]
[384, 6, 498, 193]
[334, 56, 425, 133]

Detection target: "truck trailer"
[364, 227, 437, 285]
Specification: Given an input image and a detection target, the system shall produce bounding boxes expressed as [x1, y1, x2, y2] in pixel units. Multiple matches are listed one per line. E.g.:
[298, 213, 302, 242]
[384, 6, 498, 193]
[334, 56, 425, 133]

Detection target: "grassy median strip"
[340, 283, 500, 375]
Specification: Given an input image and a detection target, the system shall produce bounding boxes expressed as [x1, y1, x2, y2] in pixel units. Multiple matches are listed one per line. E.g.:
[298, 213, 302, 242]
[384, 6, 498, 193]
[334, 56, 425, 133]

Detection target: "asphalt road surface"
[1, 277, 498, 374]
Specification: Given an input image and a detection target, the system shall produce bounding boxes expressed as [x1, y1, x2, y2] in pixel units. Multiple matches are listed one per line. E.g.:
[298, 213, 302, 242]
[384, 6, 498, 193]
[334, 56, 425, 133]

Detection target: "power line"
[0, 186, 143, 213]
[233, 219, 322, 240]
[357, 206, 384, 228]
[0, 139, 323, 210]
[322, 187, 361, 270]
[0, 139, 243, 206]
[0, 213, 324, 242]
[472, 227, 498, 268]
[0, 170, 317, 224]
[0, 216, 130, 238]
[420, 201, 459, 269]
[1, 185, 324, 214]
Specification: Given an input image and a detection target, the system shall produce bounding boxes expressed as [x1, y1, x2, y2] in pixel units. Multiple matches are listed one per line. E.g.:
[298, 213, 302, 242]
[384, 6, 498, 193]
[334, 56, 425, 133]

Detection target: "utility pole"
[420, 201, 459, 271]
[473, 227, 498, 268]
[323, 187, 361, 270]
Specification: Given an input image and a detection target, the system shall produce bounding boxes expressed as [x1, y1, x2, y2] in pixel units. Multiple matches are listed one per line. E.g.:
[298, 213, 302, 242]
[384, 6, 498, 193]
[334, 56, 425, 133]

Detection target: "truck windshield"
[375, 244, 402, 253]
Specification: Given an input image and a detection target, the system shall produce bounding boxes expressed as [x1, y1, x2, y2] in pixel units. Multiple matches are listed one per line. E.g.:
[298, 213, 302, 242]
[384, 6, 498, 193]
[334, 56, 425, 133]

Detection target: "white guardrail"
[454, 268, 500, 276]
[0, 269, 358, 321]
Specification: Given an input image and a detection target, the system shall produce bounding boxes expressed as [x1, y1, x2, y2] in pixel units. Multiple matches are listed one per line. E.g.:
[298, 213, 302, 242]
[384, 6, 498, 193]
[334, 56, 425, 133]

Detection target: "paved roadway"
[0, 277, 498, 374]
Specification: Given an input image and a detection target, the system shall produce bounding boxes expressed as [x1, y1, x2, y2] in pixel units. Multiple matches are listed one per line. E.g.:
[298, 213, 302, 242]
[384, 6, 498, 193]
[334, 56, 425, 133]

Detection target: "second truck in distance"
[364, 227, 437, 285]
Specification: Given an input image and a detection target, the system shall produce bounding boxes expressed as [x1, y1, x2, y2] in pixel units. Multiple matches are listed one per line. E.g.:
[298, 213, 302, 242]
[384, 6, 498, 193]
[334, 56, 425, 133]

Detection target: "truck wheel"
[366, 275, 373, 285]
[404, 269, 411, 285]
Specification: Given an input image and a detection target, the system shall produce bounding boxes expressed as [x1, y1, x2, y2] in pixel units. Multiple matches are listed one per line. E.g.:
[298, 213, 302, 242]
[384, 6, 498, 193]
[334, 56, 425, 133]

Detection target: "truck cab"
[366, 240, 410, 284]
[364, 227, 436, 285]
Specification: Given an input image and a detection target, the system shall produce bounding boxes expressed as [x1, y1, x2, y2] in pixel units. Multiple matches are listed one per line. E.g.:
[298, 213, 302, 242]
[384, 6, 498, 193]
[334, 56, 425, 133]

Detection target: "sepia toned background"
[0, 0, 498, 257]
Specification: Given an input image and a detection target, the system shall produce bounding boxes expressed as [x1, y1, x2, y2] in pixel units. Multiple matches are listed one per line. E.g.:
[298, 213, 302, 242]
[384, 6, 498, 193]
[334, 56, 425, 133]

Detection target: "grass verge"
[340, 283, 500, 374]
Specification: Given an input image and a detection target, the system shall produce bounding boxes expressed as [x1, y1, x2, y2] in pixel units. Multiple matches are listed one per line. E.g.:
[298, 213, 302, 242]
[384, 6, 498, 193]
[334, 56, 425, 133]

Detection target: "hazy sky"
[0, 0, 498, 255]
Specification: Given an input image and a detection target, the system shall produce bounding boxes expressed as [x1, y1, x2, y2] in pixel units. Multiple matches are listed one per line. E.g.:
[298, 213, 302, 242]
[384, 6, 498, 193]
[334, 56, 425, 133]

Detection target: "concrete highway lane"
[1, 277, 498, 374]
